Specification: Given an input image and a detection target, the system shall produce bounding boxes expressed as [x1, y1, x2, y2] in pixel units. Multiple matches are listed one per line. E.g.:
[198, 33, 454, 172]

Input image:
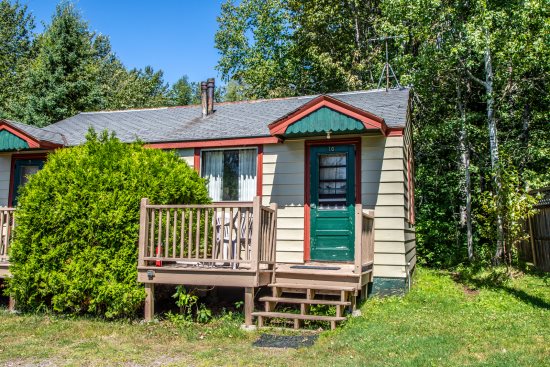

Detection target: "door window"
[318, 153, 347, 209]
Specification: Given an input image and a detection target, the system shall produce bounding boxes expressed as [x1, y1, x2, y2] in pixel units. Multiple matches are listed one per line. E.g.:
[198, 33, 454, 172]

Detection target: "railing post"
[368, 213, 375, 263]
[270, 203, 278, 265]
[138, 198, 149, 267]
[354, 204, 362, 274]
[250, 196, 262, 272]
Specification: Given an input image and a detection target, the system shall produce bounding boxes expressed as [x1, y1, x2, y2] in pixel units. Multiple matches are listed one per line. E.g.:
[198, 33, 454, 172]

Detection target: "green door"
[310, 145, 355, 261]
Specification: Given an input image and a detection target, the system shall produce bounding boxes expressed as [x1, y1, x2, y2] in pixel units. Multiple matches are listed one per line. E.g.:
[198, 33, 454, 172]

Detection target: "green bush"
[7, 130, 210, 318]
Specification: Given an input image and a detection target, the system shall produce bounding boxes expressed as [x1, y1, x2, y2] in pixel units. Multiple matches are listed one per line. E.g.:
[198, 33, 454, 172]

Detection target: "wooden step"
[252, 311, 346, 322]
[259, 296, 351, 306]
[268, 283, 356, 292]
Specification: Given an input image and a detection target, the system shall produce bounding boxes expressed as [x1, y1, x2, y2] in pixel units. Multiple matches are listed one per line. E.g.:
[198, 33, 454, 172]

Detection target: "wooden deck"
[136, 198, 375, 328]
[2, 200, 375, 330]
[136, 197, 278, 324]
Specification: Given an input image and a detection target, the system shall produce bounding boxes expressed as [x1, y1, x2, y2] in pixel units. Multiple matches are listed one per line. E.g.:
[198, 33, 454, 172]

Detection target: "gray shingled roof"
[10, 88, 410, 146]
[4, 119, 66, 145]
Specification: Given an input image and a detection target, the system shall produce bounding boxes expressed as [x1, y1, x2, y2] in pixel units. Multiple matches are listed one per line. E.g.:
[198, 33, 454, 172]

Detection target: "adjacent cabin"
[0, 80, 416, 328]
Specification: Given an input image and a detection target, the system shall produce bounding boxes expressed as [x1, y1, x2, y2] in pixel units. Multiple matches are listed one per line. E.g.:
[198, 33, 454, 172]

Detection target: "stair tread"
[269, 283, 356, 292]
[259, 296, 351, 306]
[252, 311, 346, 322]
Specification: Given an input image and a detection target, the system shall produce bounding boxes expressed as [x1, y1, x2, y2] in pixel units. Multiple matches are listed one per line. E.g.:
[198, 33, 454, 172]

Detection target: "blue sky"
[21, 0, 225, 85]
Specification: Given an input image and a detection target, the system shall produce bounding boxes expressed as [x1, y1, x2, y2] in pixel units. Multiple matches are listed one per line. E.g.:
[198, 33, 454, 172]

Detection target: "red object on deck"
[156, 245, 162, 267]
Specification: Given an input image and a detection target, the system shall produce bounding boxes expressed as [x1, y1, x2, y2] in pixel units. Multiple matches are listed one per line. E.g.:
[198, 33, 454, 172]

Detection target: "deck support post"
[144, 283, 155, 322]
[138, 198, 149, 267]
[8, 297, 15, 312]
[244, 287, 255, 326]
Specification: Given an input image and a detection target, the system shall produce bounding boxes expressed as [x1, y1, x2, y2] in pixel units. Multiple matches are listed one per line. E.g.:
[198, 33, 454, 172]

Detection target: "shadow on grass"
[452, 265, 550, 310]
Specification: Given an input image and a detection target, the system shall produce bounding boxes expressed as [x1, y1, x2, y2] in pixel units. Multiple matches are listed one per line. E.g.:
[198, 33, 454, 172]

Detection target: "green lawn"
[1, 267, 548, 366]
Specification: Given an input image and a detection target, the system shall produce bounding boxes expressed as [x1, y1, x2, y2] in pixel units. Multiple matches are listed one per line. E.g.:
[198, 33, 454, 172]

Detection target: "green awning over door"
[284, 107, 367, 137]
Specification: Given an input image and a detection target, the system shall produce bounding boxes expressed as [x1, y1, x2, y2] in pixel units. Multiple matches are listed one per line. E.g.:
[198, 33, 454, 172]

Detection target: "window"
[318, 153, 347, 209]
[11, 158, 45, 206]
[201, 148, 257, 201]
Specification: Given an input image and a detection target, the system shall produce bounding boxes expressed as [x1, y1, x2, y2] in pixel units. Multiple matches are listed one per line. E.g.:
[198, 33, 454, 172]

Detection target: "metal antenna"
[368, 35, 404, 91]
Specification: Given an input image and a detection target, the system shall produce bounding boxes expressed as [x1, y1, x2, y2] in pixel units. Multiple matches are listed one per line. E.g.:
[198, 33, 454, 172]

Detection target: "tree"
[105, 65, 170, 110]
[0, 0, 34, 119]
[215, 0, 300, 99]
[168, 75, 199, 106]
[215, 0, 388, 98]
[12, 2, 107, 126]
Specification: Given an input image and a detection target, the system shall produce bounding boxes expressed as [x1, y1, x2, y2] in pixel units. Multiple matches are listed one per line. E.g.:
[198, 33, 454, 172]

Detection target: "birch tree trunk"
[466, 33, 505, 263]
[484, 44, 505, 262]
[457, 83, 473, 261]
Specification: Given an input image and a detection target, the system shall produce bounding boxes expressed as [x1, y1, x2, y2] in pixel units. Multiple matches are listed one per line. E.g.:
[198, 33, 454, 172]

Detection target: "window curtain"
[238, 149, 257, 201]
[203, 151, 223, 201]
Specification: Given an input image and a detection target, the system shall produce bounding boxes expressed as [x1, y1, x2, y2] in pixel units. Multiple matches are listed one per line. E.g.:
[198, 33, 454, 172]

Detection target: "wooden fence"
[529, 203, 550, 272]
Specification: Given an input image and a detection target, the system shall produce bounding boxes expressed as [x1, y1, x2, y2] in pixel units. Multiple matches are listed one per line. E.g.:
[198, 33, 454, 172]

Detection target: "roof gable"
[268, 95, 388, 137]
[0, 119, 65, 151]
[0, 129, 30, 151]
[284, 107, 367, 137]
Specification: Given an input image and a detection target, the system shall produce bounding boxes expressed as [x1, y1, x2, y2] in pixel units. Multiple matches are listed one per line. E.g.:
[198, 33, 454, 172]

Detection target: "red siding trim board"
[387, 128, 404, 137]
[147, 136, 278, 149]
[303, 137, 362, 262]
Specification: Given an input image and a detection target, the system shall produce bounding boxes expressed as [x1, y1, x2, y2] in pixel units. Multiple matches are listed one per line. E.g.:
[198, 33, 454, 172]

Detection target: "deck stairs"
[252, 264, 360, 330]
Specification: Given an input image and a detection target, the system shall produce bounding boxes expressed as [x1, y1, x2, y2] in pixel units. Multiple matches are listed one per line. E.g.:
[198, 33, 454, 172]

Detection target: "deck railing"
[0, 207, 15, 263]
[137, 197, 277, 272]
[354, 204, 375, 274]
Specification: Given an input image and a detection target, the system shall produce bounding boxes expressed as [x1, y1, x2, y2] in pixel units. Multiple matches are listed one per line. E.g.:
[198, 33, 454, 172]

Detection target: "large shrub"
[7, 130, 209, 318]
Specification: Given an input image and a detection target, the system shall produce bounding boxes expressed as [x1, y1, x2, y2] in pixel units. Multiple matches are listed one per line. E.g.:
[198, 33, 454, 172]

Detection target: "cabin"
[0, 80, 416, 329]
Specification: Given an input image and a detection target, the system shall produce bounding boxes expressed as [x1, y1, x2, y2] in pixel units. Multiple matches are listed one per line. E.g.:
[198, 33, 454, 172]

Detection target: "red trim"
[269, 95, 388, 136]
[256, 145, 263, 196]
[146, 136, 279, 149]
[304, 144, 311, 261]
[193, 148, 200, 173]
[8, 152, 48, 206]
[387, 128, 404, 136]
[303, 137, 362, 262]
[0, 120, 63, 149]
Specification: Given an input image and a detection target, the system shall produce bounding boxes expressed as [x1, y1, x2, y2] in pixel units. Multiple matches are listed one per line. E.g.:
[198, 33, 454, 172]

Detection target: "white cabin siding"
[362, 135, 413, 279]
[0, 153, 11, 206]
[176, 148, 195, 168]
[262, 141, 305, 263]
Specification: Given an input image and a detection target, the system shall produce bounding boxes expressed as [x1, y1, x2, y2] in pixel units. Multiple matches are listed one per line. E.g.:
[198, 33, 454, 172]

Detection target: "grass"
[0, 267, 548, 366]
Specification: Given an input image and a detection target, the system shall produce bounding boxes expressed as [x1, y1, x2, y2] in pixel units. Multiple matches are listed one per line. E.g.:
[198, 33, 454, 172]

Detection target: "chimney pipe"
[207, 78, 215, 115]
[201, 81, 208, 117]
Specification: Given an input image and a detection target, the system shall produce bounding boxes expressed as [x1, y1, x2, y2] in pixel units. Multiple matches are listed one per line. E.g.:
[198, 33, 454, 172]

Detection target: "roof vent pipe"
[207, 78, 215, 115]
[201, 81, 208, 117]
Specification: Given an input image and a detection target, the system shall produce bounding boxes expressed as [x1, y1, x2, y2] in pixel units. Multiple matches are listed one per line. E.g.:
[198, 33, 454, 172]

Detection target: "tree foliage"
[7, 131, 210, 318]
[0, 1, 211, 126]
[0, 0, 34, 117]
[216, 0, 549, 266]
